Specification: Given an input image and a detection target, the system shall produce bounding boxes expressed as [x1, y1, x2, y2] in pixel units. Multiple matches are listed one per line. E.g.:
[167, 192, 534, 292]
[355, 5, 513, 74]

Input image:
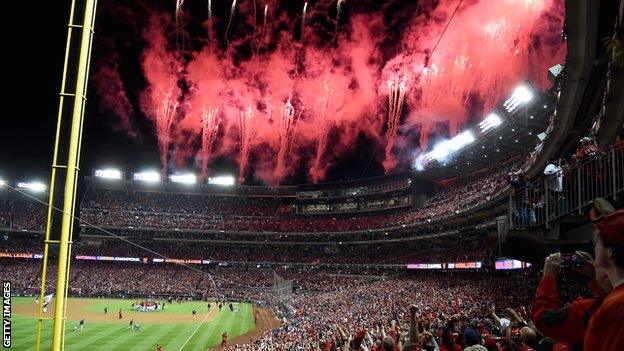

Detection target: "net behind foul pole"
[272, 271, 294, 314]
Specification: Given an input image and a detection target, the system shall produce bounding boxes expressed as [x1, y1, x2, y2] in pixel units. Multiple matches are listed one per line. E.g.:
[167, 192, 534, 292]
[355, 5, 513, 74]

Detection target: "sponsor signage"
[407, 261, 482, 270]
[495, 259, 532, 270]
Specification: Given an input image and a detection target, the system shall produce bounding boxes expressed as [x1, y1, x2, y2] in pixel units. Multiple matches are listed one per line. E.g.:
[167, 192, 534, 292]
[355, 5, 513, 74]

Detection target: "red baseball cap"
[590, 198, 624, 246]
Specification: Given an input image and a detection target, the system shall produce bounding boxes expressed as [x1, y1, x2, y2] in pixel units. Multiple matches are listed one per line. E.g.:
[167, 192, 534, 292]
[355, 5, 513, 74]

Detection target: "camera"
[560, 253, 583, 270]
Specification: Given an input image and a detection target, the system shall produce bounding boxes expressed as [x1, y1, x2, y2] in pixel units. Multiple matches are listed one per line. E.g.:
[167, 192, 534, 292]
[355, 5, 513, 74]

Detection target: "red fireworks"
[99, 0, 565, 184]
[200, 108, 220, 180]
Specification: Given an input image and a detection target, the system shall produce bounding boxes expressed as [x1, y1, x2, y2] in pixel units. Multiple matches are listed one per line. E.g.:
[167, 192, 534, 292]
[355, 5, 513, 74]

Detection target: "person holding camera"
[532, 251, 609, 349]
[531, 198, 623, 350]
[583, 198, 624, 350]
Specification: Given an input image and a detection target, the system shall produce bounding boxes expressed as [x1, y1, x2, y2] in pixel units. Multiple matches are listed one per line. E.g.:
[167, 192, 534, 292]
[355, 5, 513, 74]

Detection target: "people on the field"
[221, 331, 228, 348]
[73, 319, 85, 332]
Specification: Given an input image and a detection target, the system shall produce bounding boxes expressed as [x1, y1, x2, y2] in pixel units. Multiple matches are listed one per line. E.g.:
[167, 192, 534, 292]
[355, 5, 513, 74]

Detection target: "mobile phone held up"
[560, 253, 583, 270]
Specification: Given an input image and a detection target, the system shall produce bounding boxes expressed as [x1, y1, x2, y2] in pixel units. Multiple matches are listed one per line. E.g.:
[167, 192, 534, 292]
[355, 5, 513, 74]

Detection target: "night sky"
[1, 0, 395, 185]
[2, 1, 160, 184]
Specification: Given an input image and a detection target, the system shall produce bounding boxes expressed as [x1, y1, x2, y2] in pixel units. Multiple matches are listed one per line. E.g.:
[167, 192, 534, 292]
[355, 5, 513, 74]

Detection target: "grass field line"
[177, 312, 212, 351]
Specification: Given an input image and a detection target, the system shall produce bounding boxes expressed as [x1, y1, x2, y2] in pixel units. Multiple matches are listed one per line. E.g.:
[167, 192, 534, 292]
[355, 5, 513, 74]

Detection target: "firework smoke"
[335, 0, 346, 41]
[155, 88, 179, 175]
[275, 98, 303, 183]
[200, 108, 220, 180]
[261, 4, 268, 44]
[175, 0, 185, 48]
[238, 106, 256, 183]
[384, 79, 407, 171]
[99, 0, 565, 184]
[139, 15, 182, 176]
[175, 0, 184, 26]
[301, 2, 308, 41]
[310, 79, 333, 183]
[225, 0, 238, 42]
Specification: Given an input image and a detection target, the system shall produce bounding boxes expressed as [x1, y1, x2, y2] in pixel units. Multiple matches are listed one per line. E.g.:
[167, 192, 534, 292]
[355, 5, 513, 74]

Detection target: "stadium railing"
[509, 145, 623, 228]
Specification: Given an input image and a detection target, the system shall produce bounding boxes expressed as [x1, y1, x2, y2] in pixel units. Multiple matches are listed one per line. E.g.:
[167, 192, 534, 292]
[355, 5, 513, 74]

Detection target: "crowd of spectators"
[0, 250, 611, 351]
[77, 219, 494, 243]
[82, 190, 280, 217]
[235, 267, 599, 351]
[0, 259, 390, 298]
[1, 260, 209, 297]
[0, 198, 46, 231]
[2, 198, 621, 351]
[509, 138, 623, 226]
[0, 159, 515, 235]
[0, 235, 495, 266]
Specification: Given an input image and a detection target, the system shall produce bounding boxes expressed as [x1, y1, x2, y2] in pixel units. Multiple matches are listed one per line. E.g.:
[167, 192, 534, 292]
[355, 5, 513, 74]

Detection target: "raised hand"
[544, 252, 561, 277]
[575, 251, 596, 278]
[505, 308, 524, 323]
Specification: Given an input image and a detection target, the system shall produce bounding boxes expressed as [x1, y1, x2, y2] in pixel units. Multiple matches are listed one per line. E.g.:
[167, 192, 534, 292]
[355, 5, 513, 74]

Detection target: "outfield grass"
[9, 297, 255, 351]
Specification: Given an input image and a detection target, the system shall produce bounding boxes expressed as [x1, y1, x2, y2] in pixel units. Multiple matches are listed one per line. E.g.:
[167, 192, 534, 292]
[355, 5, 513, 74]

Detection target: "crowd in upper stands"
[74, 165, 510, 234]
[82, 191, 279, 217]
[0, 158, 515, 235]
[0, 199, 46, 231]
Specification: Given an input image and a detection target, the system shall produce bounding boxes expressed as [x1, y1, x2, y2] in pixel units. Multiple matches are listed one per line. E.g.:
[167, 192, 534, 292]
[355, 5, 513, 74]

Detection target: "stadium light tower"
[36, 0, 98, 350]
[413, 155, 426, 171]
[94, 169, 123, 179]
[503, 84, 534, 114]
[453, 130, 476, 149]
[17, 182, 47, 192]
[429, 140, 453, 162]
[170, 173, 197, 184]
[208, 175, 236, 186]
[427, 130, 476, 162]
[133, 171, 161, 182]
[478, 113, 503, 133]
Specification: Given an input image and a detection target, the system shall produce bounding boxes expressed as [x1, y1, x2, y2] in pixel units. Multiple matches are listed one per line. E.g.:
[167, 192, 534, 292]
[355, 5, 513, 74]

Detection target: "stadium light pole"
[35, 0, 98, 350]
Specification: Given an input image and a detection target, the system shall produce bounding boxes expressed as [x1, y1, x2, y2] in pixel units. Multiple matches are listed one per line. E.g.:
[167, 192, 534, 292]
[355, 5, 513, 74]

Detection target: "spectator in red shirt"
[572, 137, 603, 163]
[583, 199, 624, 351]
[531, 250, 610, 348]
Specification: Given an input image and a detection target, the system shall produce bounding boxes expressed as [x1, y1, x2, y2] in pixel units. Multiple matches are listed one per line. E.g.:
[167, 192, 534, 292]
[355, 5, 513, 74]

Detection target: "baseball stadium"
[1, 0, 623, 351]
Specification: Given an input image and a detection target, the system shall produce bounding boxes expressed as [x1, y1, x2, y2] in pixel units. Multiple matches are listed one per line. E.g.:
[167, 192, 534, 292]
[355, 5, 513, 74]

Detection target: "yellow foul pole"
[35, 0, 78, 348]
[47, 0, 98, 350]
